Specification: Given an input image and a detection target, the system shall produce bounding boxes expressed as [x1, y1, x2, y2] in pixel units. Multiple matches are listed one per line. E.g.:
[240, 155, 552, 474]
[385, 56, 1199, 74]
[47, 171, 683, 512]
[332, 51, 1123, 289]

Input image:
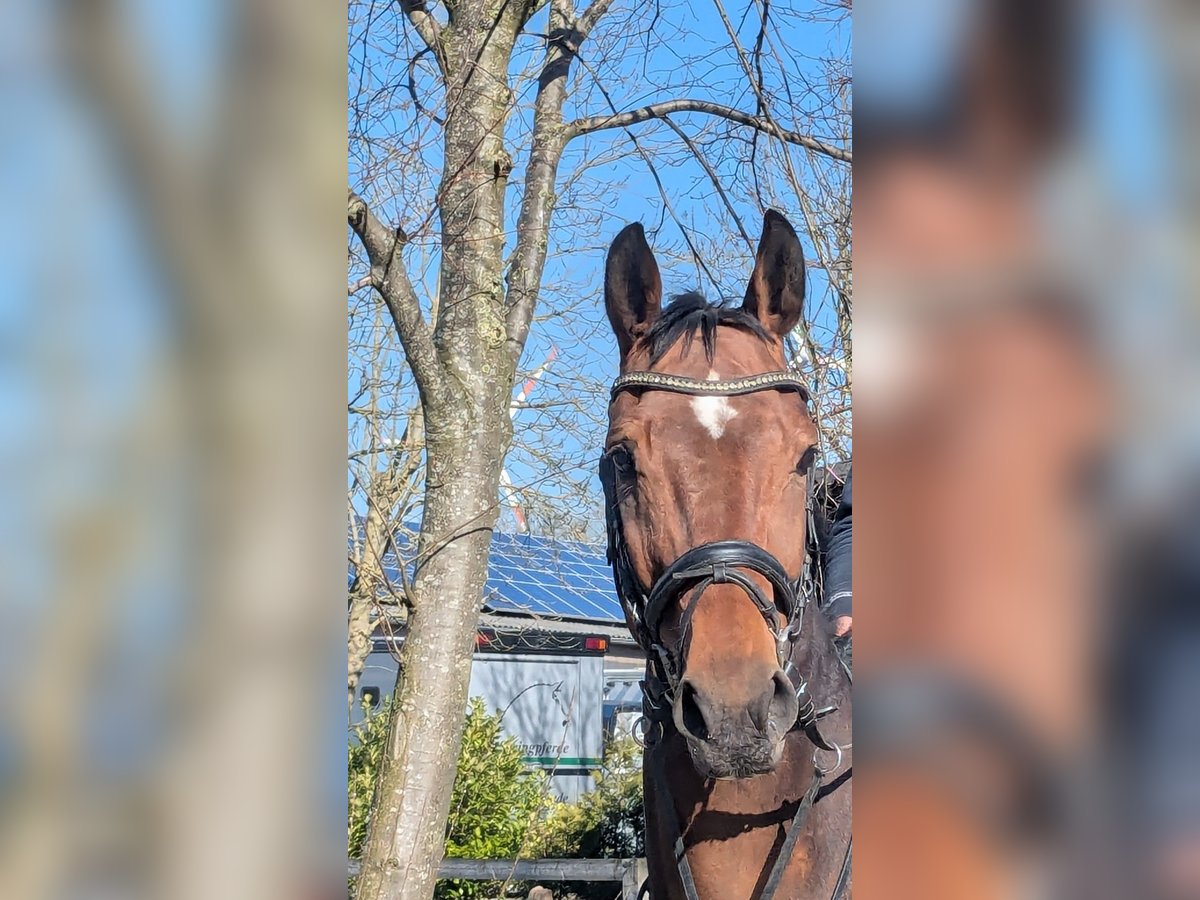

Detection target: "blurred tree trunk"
[60, 0, 345, 897]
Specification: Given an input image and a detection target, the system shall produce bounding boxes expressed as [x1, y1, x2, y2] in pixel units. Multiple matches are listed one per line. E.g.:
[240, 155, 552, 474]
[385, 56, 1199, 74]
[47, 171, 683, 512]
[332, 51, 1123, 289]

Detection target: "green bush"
[440, 699, 548, 898]
[348, 695, 391, 860]
[522, 737, 644, 900]
[528, 737, 644, 861]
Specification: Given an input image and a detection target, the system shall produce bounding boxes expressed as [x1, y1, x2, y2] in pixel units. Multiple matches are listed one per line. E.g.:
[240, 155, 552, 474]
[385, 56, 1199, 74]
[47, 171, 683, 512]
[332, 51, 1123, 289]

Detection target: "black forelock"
[645, 292, 772, 365]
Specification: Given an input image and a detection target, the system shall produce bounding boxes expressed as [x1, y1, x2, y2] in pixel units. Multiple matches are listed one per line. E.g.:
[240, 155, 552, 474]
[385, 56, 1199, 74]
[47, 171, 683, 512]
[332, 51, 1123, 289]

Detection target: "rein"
[600, 368, 851, 900]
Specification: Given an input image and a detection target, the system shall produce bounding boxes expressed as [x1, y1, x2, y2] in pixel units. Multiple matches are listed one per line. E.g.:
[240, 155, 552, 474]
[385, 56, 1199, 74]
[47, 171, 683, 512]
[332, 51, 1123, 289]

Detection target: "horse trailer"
[354, 622, 640, 801]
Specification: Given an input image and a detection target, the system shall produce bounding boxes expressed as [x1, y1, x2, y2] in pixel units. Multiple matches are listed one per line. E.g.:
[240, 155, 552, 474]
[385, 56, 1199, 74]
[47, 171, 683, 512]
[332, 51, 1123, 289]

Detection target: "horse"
[598, 210, 852, 900]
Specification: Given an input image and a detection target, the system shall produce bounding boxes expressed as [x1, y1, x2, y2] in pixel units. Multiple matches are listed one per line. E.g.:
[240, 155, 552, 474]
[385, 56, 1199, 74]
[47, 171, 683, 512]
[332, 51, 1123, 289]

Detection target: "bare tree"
[347, 1, 850, 897]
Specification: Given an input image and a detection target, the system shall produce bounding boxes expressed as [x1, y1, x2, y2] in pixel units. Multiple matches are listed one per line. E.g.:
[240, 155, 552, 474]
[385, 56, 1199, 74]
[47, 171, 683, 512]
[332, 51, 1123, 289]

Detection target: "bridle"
[600, 369, 835, 749]
[599, 368, 852, 900]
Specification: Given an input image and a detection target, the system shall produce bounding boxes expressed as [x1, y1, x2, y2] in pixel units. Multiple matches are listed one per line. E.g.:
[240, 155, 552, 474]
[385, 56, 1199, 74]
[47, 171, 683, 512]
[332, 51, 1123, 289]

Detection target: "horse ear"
[605, 222, 663, 358]
[743, 209, 806, 339]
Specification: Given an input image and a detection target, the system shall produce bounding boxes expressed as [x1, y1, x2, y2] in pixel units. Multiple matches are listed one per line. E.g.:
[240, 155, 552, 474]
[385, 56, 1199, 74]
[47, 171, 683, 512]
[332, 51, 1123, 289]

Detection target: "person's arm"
[823, 470, 852, 636]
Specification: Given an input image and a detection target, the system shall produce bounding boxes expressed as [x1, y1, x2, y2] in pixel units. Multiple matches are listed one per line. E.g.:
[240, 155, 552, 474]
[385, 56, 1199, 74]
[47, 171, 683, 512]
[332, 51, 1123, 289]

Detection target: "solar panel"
[486, 536, 623, 622]
[351, 520, 625, 624]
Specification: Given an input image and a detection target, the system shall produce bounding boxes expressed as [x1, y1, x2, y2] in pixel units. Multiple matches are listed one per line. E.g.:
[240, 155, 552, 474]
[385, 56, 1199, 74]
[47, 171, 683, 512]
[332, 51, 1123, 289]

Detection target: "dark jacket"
[823, 469, 852, 620]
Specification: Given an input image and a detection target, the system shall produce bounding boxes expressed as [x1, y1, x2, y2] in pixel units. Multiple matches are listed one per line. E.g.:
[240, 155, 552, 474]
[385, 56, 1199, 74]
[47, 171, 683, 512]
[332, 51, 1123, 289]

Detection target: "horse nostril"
[748, 683, 772, 733]
[677, 679, 711, 742]
[749, 672, 795, 734]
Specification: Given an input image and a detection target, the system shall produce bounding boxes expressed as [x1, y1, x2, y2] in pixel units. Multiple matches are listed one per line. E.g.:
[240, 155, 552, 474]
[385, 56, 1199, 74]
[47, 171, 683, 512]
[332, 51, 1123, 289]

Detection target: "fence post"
[622, 858, 648, 900]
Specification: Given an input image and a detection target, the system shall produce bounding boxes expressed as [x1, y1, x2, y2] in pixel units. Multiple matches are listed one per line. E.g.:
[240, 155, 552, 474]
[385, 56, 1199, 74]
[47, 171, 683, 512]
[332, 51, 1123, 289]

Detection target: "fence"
[348, 858, 648, 899]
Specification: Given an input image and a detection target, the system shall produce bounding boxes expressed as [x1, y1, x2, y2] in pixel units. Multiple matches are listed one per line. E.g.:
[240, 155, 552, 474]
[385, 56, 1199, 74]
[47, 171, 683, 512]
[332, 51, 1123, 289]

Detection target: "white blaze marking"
[691, 370, 737, 439]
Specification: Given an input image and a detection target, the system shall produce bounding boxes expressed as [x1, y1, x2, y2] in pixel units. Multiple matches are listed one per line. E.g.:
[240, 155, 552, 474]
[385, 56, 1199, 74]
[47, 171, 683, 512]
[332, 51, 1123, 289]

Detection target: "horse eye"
[610, 445, 637, 476]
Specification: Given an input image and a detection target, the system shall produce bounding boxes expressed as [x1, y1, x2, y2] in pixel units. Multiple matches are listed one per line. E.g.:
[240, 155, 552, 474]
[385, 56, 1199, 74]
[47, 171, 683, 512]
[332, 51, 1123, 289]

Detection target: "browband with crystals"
[610, 370, 810, 402]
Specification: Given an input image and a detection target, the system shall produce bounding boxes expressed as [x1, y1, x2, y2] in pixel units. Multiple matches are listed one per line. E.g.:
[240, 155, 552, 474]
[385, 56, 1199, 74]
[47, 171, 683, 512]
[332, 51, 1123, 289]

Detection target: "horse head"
[602, 210, 820, 779]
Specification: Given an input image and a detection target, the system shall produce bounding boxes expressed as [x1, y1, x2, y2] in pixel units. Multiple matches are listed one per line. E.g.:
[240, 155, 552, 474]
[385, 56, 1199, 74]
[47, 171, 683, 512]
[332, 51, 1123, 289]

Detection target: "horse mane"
[646, 292, 772, 365]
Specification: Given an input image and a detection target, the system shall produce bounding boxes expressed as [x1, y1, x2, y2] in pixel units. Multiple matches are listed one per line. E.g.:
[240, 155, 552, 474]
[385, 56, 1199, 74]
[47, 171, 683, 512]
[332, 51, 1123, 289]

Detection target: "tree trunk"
[354, 4, 524, 897]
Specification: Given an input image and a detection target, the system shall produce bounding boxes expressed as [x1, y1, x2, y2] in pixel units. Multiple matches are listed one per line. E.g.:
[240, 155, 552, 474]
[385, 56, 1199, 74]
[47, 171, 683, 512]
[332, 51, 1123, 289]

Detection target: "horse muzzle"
[672, 668, 799, 778]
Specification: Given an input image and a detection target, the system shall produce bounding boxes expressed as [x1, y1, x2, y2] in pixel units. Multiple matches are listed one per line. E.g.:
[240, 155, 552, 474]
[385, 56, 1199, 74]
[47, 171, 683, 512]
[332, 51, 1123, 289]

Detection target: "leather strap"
[643, 540, 801, 649]
[757, 769, 824, 900]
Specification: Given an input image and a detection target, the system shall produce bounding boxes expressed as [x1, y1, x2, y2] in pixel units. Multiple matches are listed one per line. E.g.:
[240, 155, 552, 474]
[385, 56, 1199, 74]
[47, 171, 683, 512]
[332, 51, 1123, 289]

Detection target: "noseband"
[599, 369, 834, 750]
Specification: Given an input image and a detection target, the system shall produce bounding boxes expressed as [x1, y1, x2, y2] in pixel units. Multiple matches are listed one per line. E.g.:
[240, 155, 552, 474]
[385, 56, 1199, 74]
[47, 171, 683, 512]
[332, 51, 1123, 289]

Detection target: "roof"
[371, 613, 635, 654]
[370, 528, 625, 625]
[479, 612, 632, 644]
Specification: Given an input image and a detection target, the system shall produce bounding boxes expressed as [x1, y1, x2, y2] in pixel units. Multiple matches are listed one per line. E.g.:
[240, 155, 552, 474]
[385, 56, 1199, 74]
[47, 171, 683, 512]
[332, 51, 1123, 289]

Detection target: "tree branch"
[399, 0, 447, 73]
[577, 0, 616, 34]
[569, 99, 851, 162]
[504, 0, 616, 361]
[348, 191, 444, 404]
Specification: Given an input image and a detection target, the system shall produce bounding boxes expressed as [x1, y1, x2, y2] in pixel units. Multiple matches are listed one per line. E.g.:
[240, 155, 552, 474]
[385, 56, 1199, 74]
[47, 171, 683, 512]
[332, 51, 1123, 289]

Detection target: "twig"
[569, 99, 850, 162]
